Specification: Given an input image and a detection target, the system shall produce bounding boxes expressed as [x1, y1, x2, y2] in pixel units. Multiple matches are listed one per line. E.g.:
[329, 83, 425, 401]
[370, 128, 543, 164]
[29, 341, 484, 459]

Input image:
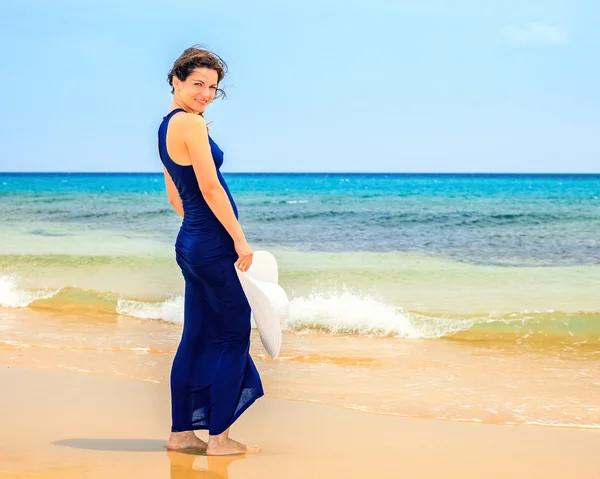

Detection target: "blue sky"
[0, 0, 597, 173]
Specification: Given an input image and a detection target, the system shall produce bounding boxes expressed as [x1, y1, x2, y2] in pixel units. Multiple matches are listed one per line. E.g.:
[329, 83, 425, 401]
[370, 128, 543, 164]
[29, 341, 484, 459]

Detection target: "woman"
[158, 46, 263, 455]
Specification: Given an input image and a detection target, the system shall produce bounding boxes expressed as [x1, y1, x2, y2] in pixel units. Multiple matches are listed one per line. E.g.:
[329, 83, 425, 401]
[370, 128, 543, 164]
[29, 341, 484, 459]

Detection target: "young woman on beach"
[157, 45, 263, 455]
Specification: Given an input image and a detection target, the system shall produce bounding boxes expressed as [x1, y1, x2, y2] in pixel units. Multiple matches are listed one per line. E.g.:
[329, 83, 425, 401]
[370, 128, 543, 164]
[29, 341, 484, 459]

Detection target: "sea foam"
[117, 296, 184, 324]
[116, 288, 473, 339]
[0, 274, 59, 308]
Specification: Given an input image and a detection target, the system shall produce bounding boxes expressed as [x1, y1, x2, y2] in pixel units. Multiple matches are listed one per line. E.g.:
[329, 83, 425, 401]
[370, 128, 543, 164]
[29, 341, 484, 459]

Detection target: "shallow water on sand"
[1, 308, 598, 429]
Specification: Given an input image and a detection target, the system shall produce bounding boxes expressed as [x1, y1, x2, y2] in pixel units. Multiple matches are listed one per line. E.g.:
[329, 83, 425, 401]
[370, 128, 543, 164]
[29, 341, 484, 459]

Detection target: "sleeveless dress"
[158, 108, 263, 436]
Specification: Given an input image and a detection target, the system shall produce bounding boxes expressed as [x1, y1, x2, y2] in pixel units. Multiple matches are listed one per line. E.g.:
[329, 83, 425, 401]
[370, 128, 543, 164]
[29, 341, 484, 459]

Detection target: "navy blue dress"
[158, 108, 263, 436]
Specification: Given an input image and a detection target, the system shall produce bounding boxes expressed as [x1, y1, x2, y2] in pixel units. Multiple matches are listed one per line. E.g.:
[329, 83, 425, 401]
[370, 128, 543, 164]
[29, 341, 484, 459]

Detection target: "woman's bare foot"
[207, 436, 259, 456]
[166, 431, 207, 451]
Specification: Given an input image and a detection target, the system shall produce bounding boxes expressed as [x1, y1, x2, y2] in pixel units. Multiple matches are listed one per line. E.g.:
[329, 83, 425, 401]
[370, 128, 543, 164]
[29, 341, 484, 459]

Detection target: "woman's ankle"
[209, 431, 230, 444]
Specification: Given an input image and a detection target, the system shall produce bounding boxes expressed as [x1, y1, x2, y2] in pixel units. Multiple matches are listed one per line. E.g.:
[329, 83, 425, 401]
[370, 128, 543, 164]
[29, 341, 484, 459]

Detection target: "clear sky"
[0, 0, 597, 173]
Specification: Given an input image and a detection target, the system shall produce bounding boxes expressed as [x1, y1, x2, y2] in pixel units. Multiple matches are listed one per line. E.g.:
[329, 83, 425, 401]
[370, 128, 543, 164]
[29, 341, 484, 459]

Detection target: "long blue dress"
[158, 108, 263, 436]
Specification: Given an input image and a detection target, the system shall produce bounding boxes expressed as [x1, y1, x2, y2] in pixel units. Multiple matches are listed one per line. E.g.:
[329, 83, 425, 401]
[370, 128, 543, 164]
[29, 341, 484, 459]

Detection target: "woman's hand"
[234, 241, 253, 272]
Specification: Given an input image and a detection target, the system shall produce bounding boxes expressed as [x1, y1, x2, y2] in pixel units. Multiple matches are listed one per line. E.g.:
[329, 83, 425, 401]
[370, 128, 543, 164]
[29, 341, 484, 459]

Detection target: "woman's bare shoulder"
[169, 111, 207, 130]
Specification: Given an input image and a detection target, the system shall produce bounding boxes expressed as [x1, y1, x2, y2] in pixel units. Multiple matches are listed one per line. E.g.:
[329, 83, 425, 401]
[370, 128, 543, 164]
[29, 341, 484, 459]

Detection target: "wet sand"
[2, 306, 599, 429]
[0, 365, 598, 479]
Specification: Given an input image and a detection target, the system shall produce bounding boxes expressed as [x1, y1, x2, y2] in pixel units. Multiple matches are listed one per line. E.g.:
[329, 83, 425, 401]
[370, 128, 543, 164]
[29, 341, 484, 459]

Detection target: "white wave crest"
[116, 288, 472, 339]
[117, 295, 260, 328]
[286, 290, 473, 338]
[117, 296, 185, 324]
[0, 274, 59, 308]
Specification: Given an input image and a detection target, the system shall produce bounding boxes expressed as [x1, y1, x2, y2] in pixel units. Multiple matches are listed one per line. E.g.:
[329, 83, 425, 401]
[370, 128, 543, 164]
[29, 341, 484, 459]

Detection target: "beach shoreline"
[1, 365, 599, 479]
[1, 304, 599, 431]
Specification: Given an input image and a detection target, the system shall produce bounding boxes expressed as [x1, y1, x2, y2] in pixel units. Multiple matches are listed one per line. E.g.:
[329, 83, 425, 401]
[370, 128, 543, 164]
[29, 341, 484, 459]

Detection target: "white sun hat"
[235, 250, 289, 359]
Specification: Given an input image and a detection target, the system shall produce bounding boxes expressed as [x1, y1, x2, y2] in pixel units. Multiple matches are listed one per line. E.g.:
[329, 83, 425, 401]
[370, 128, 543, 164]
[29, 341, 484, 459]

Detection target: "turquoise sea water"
[2, 172, 600, 265]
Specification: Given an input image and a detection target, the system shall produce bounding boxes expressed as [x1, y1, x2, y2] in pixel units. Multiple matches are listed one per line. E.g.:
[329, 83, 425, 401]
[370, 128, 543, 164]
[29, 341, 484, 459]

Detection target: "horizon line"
[1, 171, 600, 176]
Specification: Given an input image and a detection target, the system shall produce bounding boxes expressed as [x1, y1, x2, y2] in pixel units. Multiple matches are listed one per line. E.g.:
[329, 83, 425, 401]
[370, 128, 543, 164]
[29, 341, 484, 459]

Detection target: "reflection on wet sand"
[168, 450, 245, 479]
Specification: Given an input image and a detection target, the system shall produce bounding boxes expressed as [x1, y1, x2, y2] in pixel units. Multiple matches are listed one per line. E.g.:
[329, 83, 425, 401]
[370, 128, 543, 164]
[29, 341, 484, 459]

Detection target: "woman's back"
[158, 109, 238, 263]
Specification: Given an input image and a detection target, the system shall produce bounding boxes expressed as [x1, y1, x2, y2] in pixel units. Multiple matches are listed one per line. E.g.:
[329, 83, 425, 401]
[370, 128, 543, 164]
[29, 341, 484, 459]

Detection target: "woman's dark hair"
[167, 45, 227, 99]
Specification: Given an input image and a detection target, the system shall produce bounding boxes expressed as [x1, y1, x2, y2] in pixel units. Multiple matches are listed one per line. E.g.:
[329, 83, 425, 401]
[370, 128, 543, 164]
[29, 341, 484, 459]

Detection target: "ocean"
[1, 172, 599, 429]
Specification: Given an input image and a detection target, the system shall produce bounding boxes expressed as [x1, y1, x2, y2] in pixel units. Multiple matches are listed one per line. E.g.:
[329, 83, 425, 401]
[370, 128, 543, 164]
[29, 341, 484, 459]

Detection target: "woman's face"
[174, 67, 219, 114]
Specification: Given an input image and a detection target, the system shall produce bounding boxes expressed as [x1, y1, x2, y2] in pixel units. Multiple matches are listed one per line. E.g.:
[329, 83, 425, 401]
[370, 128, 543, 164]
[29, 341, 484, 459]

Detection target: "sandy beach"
[1, 364, 598, 479]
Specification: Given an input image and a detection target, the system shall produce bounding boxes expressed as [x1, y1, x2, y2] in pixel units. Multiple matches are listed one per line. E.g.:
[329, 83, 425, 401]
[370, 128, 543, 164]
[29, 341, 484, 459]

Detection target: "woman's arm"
[178, 113, 253, 272]
[163, 167, 184, 218]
